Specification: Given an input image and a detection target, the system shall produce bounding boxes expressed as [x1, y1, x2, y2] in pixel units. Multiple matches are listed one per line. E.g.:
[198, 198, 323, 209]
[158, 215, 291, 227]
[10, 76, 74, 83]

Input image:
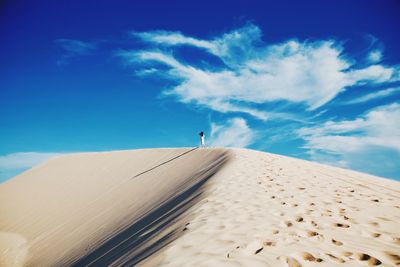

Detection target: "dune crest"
[1, 148, 400, 266]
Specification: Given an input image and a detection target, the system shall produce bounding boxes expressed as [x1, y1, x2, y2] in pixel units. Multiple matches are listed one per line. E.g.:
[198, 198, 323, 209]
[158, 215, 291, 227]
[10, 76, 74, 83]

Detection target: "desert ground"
[1, 148, 399, 266]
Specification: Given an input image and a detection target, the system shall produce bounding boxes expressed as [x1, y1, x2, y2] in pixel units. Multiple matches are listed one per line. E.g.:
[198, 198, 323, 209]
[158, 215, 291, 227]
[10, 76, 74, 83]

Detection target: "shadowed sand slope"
[1, 148, 400, 267]
[0, 148, 230, 266]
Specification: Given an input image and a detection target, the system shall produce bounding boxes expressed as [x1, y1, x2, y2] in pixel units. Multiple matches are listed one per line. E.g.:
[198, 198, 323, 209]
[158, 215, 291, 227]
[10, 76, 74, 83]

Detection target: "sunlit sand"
[1, 148, 399, 266]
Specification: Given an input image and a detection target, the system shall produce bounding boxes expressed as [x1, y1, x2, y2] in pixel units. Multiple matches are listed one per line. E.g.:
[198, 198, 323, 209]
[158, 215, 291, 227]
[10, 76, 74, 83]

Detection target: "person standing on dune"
[199, 131, 205, 148]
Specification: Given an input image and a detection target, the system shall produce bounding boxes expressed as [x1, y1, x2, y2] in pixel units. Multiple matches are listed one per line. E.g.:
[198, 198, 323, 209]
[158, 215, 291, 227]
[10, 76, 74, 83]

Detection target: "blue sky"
[1, 0, 400, 182]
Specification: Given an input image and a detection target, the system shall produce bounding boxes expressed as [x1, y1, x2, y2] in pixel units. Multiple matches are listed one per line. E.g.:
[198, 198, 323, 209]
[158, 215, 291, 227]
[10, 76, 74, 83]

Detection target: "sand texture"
[1, 148, 400, 266]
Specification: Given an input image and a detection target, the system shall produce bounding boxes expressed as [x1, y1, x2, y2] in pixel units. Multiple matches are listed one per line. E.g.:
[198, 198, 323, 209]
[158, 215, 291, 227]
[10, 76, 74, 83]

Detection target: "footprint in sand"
[284, 257, 302, 267]
[334, 223, 350, 228]
[371, 233, 381, 238]
[331, 238, 343, 246]
[307, 230, 319, 237]
[285, 221, 293, 227]
[356, 253, 382, 266]
[263, 240, 276, 247]
[295, 216, 304, 222]
[302, 252, 323, 262]
[385, 252, 400, 266]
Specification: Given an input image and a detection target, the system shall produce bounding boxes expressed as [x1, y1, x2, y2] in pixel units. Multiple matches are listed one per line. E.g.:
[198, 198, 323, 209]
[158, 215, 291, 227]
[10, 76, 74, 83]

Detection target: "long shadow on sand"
[72, 150, 230, 267]
[132, 147, 199, 179]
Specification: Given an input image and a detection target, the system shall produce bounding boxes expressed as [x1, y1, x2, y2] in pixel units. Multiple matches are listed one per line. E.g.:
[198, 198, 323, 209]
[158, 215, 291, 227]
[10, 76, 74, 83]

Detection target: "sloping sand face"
[1, 148, 400, 267]
[0, 148, 230, 266]
[141, 148, 400, 267]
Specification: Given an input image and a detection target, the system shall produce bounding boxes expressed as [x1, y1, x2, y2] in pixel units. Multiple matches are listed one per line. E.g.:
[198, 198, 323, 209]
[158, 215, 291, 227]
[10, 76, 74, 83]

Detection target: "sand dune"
[0, 148, 229, 266]
[1, 148, 399, 266]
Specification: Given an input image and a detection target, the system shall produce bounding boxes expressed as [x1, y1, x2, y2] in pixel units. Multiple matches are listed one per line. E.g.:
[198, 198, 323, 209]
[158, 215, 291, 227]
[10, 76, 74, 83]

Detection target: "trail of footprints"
[173, 152, 399, 267]
[235, 155, 400, 266]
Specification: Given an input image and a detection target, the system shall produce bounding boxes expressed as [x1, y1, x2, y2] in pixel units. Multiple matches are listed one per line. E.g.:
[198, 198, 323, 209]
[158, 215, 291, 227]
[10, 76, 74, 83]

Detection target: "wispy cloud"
[209, 117, 256, 147]
[133, 31, 215, 51]
[55, 39, 96, 65]
[343, 87, 400, 104]
[132, 23, 262, 67]
[119, 24, 400, 120]
[297, 103, 400, 171]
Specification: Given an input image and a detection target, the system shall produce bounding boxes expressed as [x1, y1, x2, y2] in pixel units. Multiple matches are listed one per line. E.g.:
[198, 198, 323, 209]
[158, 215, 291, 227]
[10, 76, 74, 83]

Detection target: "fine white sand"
[1, 148, 399, 266]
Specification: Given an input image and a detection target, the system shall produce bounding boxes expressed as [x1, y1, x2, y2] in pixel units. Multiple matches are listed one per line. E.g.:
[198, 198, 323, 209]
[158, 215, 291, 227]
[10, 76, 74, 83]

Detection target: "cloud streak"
[343, 87, 400, 104]
[298, 103, 400, 162]
[120, 24, 400, 120]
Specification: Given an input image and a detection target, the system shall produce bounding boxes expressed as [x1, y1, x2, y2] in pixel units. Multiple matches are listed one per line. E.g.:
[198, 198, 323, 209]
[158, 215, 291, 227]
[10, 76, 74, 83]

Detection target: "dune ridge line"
[1, 148, 400, 266]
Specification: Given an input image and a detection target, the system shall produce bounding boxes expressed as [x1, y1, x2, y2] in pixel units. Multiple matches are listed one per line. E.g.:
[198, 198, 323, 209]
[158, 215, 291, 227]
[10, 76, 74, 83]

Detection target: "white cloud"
[0, 152, 62, 170]
[133, 31, 215, 51]
[297, 103, 400, 178]
[209, 118, 256, 148]
[346, 65, 395, 84]
[298, 103, 400, 155]
[135, 68, 158, 76]
[344, 87, 400, 104]
[122, 24, 400, 119]
[367, 50, 383, 63]
[133, 23, 262, 66]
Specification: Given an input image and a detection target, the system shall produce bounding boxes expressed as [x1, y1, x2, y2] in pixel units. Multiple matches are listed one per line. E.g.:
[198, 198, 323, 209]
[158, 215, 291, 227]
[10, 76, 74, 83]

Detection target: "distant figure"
[199, 131, 205, 147]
